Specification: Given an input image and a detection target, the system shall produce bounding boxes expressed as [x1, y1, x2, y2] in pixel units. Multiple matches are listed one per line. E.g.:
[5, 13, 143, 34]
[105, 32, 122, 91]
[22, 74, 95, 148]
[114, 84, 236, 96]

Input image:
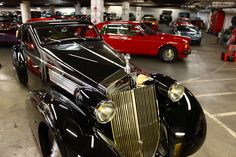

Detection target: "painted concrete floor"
[1, 29, 236, 157]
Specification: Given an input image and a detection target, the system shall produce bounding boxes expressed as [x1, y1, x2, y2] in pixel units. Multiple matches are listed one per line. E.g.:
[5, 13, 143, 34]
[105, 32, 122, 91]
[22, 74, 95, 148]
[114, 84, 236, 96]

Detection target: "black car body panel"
[12, 20, 206, 157]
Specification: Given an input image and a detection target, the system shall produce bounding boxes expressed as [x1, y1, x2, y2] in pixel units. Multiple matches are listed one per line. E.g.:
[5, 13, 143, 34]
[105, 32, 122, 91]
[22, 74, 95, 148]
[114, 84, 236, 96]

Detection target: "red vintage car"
[96, 21, 191, 62]
[172, 17, 192, 27]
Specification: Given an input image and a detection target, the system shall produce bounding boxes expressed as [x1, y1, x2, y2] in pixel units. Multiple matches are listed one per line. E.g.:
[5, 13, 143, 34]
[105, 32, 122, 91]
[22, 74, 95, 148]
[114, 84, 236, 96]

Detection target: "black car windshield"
[34, 23, 101, 44]
[177, 26, 198, 32]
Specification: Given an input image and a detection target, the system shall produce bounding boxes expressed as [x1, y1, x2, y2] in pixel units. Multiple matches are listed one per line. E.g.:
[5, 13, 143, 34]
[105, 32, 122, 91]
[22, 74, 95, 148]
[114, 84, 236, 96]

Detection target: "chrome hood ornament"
[124, 54, 137, 88]
[124, 54, 131, 74]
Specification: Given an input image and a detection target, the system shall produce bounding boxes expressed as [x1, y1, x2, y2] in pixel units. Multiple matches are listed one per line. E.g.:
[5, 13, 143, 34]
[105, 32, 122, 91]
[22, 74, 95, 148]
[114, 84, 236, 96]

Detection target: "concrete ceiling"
[0, 0, 189, 7]
[0, 0, 235, 8]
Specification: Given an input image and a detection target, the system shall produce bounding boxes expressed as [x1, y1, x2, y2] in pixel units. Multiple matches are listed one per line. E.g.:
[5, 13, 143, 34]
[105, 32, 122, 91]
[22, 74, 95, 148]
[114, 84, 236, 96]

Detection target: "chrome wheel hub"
[163, 49, 174, 60]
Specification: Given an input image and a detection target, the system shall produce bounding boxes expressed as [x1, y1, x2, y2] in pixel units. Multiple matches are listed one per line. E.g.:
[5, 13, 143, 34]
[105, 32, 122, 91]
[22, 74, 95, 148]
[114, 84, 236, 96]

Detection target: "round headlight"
[95, 100, 116, 124]
[168, 83, 185, 102]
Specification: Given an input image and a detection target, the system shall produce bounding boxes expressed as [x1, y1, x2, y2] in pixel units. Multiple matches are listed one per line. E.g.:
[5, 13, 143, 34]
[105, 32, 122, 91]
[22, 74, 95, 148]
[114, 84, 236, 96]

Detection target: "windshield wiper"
[61, 37, 87, 42]
[42, 38, 61, 45]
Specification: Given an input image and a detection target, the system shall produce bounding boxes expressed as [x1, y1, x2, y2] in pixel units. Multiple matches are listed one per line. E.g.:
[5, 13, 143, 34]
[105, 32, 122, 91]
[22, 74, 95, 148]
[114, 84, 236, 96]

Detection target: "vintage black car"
[159, 10, 172, 25]
[12, 20, 206, 157]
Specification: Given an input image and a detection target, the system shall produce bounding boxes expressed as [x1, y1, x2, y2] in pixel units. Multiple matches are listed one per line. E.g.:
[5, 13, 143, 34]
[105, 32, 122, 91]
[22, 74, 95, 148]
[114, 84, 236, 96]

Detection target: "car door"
[100, 24, 126, 53]
[122, 24, 157, 55]
[21, 28, 43, 89]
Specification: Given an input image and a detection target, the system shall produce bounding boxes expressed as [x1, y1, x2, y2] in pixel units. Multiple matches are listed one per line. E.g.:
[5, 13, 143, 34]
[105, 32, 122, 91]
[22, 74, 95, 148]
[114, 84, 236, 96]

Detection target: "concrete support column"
[20, 1, 31, 23]
[75, 2, 81, 15]
[122, 1, 130, 21]
[49, 4, 55, 16]
[91, 0, 104, 24]
[81, 7, 88, 15]
[136, 6, 141, 21]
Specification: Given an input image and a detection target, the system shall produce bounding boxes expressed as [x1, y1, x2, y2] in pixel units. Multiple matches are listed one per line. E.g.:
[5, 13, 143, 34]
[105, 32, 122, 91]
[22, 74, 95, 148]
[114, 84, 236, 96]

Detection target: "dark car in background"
[173, 24, 202, 44]
[191, 17, 205, 30]
[159, 10, 172, 24]
[12, 20, 206, 157]
[0, 16, 18, 45]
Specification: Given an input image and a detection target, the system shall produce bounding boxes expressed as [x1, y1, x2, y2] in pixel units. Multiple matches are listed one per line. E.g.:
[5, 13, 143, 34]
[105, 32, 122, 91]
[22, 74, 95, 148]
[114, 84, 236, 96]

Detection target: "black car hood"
[44, 41, 126, 85]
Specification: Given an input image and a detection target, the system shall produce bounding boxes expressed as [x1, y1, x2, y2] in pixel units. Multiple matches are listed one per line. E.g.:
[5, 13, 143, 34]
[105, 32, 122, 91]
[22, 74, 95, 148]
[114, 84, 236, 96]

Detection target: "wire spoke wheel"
[163, 49, 175, 60]
[159, 46, 177, 63]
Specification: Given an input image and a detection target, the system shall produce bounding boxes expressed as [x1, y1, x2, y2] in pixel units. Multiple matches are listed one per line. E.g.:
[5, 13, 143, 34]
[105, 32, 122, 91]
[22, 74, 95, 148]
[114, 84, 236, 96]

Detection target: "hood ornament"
[124, 54, 137, 88]
[124, 54, 131, 74]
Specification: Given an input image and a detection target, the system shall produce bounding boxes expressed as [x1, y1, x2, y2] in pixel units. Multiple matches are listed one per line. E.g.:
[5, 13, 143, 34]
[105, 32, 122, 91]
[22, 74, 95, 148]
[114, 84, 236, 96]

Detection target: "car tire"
[197, 40, 201, 45]
[40, 128, 62, 157]
[15, 64, 28, 86]
[157, 122, 169, 157]
[159, 46, 178, 63]
[227, 55, 235, 62]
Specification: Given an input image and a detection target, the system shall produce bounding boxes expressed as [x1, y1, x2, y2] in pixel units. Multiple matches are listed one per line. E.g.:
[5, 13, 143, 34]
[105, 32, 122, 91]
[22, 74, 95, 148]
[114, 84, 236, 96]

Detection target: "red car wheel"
[159, 46, 178, 63]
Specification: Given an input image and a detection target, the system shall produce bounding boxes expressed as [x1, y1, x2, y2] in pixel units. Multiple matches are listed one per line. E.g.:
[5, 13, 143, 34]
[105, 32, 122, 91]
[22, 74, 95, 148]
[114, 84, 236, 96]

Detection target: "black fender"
[150, 73, 206, 157]
[12, 44, 28, 85]
[26, 88, 120, 157]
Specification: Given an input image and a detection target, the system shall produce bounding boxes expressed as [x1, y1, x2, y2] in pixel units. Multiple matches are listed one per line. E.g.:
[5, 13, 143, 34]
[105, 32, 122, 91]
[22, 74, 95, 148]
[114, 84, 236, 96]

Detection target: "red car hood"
[156, 32, 191, 43]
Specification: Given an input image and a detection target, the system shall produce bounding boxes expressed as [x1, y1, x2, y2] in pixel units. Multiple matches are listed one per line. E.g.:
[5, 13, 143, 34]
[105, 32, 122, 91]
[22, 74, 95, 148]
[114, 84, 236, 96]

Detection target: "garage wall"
[107, 6, 197, 21]
[222, 8, 236, 30]
[197, 9, 211, 29]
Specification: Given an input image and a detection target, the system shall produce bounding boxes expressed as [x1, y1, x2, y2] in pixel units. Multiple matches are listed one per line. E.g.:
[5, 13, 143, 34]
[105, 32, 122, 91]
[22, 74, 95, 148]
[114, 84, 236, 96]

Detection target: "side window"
[127, 24, 141, 36]
[22, 30, 38, 57]
[105, 24, 120, 35]
[22, 31, 33, 46]
[103, 24, 128, 35]
[102, 24, 141, 36]
[100, 25, 107, 35]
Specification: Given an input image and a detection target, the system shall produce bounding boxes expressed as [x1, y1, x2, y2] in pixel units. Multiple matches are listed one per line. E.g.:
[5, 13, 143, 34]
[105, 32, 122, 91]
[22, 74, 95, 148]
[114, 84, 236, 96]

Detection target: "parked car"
[191, 17, 205, 30]
[96, 21, 191, 63]
[12, 20, 206, 157]
[159, 10, 172, 24]
[0, 16, 18, 45]
[172, 17, 191, 27]
[173, 24, 202, 45]
[141, 15, 159, 32]
[179, 12, 190, 18]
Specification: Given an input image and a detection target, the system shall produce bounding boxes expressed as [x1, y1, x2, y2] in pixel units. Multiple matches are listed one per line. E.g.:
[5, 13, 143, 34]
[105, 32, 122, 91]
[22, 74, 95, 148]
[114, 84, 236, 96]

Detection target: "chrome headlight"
[168, 83, 185, 102]
[95, 100, 116, 124]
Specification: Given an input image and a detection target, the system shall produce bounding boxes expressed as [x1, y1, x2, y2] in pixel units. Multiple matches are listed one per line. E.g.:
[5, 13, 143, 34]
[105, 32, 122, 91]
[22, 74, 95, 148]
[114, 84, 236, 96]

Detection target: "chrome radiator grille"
[108, 85, 160, 157]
